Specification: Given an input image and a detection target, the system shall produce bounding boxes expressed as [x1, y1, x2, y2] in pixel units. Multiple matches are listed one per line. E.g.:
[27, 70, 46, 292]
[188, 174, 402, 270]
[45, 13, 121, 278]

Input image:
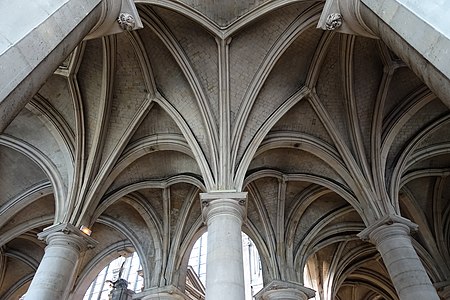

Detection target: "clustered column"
[358, 215, 440, 300]
[25, 223, 96, 300]
[200, 191, 247, 300]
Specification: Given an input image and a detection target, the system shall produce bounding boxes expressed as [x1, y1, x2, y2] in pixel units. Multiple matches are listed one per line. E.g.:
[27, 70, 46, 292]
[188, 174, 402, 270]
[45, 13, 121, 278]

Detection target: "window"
[84, 252, 143, 300]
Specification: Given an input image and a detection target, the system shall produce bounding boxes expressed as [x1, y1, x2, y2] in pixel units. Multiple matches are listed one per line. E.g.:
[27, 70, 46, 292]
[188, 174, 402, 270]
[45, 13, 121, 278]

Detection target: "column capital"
[255, 280, 315, 300]
[38, 223, 98, 250]
[26, 223, 96, 299]
[357, 214, 418, 243]
[199, 191, 247, 224]
[137, 285, 186, 300]
[200, 190, 247, 202]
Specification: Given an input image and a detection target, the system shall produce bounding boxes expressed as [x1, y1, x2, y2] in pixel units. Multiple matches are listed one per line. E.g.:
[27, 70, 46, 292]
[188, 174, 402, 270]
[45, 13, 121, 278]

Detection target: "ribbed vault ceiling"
[1, 1, 449, 299]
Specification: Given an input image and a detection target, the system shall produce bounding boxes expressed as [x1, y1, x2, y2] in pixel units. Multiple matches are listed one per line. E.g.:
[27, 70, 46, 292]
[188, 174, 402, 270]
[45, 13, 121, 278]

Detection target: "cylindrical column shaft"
[360, 218, 439, 300]
[200, 192, 247, 300]
[25, 232, 86, 300]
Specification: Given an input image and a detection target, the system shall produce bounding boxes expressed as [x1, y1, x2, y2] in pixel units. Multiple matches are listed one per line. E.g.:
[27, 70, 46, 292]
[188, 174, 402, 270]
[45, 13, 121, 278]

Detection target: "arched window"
[83, 252, 143, 300]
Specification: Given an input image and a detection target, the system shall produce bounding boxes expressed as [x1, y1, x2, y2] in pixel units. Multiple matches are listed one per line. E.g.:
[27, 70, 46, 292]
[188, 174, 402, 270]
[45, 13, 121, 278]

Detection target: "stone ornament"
[118, 12, 136, 31]
[325, 13, 343, 30]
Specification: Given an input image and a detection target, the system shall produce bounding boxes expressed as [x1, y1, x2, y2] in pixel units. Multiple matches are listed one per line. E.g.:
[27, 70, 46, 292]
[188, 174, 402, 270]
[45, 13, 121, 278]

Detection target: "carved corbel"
[85, 0, 143, 40]
[317, 0, 378, 38]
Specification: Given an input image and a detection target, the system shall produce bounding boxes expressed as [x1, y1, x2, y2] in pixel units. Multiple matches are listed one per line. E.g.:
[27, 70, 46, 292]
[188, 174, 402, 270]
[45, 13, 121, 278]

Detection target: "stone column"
[25, 223, 97, 300]
[139, 285, 186, 300]
[200, 191, 247, 300]
[255, 280, 315, 300]
[358, 215, 440, 300]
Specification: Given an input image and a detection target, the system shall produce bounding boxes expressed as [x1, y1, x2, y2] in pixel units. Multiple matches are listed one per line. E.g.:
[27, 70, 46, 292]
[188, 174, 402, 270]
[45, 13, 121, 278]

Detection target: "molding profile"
[255, 280, 316, 300]
[136, 285, 187, 300]
[39, 223, 98, 249]
[85, 0, 143, 40]
[317, 0, 377, 38]
[357, 214, 419, 242]
[200, 191, 248, 224]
